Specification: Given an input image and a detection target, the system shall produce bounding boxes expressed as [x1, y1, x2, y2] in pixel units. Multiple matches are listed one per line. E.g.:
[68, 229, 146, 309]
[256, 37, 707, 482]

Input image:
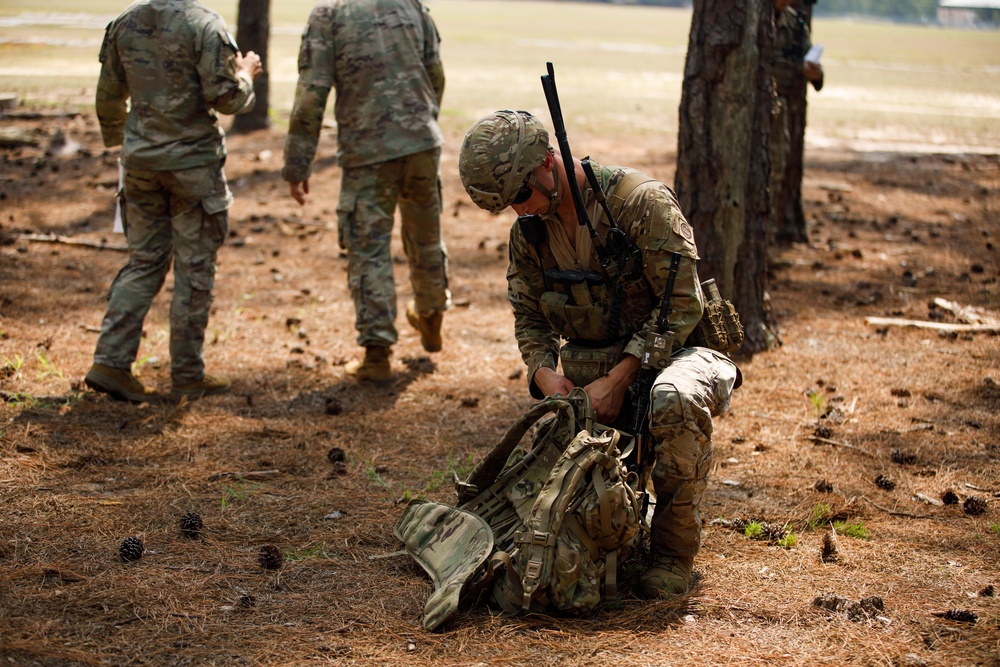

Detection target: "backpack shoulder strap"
[457, 388, 592, 505]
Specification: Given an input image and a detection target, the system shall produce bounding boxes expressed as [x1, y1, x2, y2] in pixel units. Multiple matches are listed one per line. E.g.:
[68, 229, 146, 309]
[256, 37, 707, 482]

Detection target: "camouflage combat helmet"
[459, 110, 550, 213]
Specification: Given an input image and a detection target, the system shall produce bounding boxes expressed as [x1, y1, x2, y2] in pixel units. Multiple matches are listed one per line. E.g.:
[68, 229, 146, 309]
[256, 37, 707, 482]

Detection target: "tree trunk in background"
[231, 0, 271, 133]
[774, 0, 815, 245]
[675, 0, 780, 356]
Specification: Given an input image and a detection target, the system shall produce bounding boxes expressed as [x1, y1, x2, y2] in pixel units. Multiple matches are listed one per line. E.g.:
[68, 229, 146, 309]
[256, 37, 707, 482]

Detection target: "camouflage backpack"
[394, 388, 643, 630]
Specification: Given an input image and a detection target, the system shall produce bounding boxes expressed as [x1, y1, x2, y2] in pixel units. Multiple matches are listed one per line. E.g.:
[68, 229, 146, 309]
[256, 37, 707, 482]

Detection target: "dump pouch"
[558, 339, 627, 388]
[687, 279, 744, 354]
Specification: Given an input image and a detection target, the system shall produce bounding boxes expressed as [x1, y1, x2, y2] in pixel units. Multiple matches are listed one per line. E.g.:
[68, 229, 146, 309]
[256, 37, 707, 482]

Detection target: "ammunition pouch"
[688, 279, 744, 355]
[559, 339, 627, 388]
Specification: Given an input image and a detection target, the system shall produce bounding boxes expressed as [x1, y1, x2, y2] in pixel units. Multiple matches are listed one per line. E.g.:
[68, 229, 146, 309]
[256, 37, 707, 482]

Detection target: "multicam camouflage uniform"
[282, 0, 450, 348]
[505, 158, 739, 571]
[94, 0, 255, 384]
[770, 5, 821, 213]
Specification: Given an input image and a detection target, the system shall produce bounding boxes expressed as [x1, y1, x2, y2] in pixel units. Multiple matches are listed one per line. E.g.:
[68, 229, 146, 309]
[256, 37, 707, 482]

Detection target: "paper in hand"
[805, 44, 823, 65]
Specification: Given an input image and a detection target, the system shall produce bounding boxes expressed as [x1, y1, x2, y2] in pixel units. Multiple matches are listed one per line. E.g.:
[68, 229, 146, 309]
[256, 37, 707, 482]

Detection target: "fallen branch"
[860, 496, 943, 520]
[932, 298, 998, 326]
[1, 110, 80, 120]
[18, 233, 127, 252]
[208, 469, 281, 482]
[865, 316, 999, 333]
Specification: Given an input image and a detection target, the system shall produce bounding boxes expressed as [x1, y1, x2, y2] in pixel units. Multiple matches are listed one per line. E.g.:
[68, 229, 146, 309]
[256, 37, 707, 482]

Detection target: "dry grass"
[1, 94, 999, 667]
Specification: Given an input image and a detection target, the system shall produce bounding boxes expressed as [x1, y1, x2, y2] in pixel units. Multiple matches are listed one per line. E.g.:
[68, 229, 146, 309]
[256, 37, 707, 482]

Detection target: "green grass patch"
[834, 520, 871, 540]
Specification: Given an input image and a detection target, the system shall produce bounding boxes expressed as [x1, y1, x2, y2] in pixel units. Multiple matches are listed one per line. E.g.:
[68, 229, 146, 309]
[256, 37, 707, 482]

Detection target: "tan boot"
[636, 555, 694, 599]
[171, 373, 231, 400]
[85, 363, 159, 403]
[345, 345, 392, 381]
[405, 301, 443, 353]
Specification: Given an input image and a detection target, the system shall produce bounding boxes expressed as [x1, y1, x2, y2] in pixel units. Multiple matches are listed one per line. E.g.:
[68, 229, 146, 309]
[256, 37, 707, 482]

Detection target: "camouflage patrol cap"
[459, 110, 550, 213]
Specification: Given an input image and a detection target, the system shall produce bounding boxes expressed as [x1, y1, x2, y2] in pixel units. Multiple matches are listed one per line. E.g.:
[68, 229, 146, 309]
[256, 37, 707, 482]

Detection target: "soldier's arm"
[282, 8, 335, 184]
[622, 184, 703, 362]
[507, 224, 563, 399]
[421, 7, 445, 109]
[199, 23, 257, 116]
[95, 23, 128, 148]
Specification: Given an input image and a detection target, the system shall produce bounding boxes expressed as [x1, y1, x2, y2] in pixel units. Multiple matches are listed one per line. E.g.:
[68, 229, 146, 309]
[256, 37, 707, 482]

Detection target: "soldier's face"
[511, 182, 541, 216]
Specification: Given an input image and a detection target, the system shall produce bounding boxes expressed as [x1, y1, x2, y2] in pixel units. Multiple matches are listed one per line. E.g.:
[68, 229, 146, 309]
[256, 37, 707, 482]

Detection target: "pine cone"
[119, 536, 144, 563]
[875, 474, 896, 491]
[941, 490, 959, 505]
[820, 530, 839, 562]
[258, 544, 284, 570]
[937, 609, 978, 623]
[963, 496, 987, 516]
[179, 512, 204, 538]
[813, 478, 834, 493]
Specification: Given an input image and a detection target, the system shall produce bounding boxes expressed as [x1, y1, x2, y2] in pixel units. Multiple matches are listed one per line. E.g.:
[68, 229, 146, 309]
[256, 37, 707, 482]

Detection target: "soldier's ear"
[541, 148, 555, 171]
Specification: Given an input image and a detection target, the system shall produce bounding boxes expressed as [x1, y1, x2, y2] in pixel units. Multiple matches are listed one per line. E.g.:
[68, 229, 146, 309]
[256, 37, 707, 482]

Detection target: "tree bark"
[230, 0, 271, 133]
[675, 0, 780, 356]
[774, 0, 814, 245]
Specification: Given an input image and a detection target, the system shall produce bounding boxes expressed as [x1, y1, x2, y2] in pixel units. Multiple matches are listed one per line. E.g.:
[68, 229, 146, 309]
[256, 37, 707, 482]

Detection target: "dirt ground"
[1, 108, 998, 667]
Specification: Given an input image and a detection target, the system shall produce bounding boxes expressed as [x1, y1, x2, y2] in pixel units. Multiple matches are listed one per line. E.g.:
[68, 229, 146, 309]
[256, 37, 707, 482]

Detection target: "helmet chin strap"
[526, 149, 561, 216]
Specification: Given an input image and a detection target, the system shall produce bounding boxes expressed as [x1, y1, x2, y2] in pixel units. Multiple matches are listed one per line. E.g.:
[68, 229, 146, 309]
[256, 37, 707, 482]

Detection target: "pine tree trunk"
[675, 0, 780, 356]
[774, 0, 814, 245]
[230, 0, 270, 133]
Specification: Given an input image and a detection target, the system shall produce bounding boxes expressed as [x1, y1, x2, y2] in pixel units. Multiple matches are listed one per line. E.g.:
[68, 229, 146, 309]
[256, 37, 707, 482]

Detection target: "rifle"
[540, 62, 640, 339]
[539, 63, 614, 279]
[538, 61, 680, 499]
[626, 252, 682, 496]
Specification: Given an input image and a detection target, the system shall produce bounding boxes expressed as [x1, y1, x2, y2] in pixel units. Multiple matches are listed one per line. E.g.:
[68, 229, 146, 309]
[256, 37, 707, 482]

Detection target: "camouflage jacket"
[97, 0, 256, 171]
[282, 0, 445, 180]
[774, 6, 814, 95]
[507, 160, 704, 394]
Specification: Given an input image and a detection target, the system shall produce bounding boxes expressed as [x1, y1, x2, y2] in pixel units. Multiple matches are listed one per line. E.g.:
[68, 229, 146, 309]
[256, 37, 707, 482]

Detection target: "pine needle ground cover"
[1, 4, 998, 666]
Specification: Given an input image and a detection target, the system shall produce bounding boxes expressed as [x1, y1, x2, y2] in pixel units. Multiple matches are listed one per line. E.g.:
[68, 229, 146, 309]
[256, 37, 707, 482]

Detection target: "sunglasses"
[512, 181, 533, 205]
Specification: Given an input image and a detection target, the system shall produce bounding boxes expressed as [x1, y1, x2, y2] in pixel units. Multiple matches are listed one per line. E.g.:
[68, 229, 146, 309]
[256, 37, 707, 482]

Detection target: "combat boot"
[405, 301, 443, 353]
[345, 345, 392, 381]
[85, 363, 159, 403]
[636, 555, 694, 599]
[171, 373, 231, 400]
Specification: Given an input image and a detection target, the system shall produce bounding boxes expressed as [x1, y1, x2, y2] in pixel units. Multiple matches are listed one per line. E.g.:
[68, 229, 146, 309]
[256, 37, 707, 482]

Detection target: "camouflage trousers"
[647, 346, 740, 558]
[770, 95, 790, 220]
[337, 147, 450, 348]
[93, 161, 231, 383]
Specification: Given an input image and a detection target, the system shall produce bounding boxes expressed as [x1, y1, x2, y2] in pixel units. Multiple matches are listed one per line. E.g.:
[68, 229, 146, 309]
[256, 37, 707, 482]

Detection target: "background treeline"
[585, 0, 997, 26]
[813, 0, 938, 21]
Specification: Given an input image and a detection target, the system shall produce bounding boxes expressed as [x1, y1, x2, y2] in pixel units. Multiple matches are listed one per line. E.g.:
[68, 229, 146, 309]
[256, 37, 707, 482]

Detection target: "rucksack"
[394, 388, 644, 631]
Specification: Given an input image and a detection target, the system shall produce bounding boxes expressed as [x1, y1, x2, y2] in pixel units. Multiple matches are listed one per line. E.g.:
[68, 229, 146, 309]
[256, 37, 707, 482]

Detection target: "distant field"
[1, 0, 998, 152]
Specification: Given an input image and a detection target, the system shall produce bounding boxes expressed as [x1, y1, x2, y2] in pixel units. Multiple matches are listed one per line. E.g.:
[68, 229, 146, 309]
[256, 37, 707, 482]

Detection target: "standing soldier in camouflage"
[771, 0, 823, 233]
[85, 0, 263, 403]
[282, 0, 451, 382]
[458, 110, 741, 599]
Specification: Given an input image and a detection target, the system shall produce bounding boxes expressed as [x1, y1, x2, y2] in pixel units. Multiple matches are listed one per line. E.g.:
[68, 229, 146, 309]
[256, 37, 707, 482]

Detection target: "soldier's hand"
[237, 50, 264, 82]
[584, 375, 628, 424]
[803, 61, 822, 82]
[534, 367, 575, 399]
[289, 180, 309, 205]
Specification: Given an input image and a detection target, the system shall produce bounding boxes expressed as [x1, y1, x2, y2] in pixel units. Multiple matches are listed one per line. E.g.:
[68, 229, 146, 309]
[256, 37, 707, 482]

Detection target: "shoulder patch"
[675, 219, 694, 243]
